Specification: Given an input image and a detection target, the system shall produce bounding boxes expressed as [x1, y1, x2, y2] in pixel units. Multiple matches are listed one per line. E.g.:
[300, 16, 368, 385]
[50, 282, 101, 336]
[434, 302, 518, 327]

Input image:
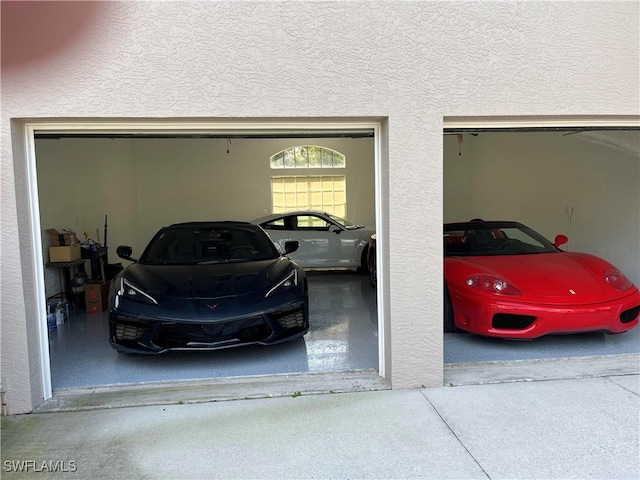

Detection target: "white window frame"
[270, 175, 347, 215]
[270, 145, 346, 169]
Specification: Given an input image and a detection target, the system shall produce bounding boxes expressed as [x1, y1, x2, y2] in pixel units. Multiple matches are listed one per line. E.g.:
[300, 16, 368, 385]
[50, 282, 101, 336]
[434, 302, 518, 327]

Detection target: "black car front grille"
[492, 313, 536, 330]
[620, 305, 640, 324]
[272, 306, 306, 329]
[152, 317, 272, 349]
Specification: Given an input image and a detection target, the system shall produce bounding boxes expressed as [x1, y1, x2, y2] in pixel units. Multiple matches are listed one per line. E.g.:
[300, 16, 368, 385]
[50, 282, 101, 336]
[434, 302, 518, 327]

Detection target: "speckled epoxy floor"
[48, 271, 379, 389]
[48, 272, 639, 389]
[444, 324, 640, 364]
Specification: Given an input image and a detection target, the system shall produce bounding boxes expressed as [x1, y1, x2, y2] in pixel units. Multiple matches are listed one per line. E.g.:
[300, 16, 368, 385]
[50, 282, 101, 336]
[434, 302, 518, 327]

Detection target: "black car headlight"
[265, 270, 298, 298]
[115, 277, 158, 307]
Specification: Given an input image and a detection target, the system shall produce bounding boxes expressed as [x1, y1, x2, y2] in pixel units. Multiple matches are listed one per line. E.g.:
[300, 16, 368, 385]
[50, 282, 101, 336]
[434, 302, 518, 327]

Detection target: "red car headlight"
[465, 274, 522, 296]
[604, 268, 633, 291]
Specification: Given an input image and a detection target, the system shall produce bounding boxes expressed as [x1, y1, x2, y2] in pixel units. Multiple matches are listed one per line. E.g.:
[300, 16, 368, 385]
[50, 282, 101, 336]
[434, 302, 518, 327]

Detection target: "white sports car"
[253, 211, 375, 271]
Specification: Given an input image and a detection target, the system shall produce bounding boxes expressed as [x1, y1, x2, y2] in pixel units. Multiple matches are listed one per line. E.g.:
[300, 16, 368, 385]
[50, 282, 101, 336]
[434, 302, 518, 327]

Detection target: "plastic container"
[47, 309, 56, 330]
[55, 302, 69, 326]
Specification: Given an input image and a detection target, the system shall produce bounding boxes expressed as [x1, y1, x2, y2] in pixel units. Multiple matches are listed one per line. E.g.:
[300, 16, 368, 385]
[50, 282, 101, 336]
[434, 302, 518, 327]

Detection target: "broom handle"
[103, 215, 109, 272]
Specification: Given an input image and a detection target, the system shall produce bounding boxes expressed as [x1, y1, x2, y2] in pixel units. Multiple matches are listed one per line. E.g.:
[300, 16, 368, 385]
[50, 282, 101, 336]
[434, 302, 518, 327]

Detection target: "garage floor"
[48, 272, 379, 389]
[444, 328, 639, 364]
[48, 271, 639, 390]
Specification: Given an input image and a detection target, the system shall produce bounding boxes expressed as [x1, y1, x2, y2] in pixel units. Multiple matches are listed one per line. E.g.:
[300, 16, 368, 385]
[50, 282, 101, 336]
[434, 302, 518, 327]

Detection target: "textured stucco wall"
[2, 1, 639, 413]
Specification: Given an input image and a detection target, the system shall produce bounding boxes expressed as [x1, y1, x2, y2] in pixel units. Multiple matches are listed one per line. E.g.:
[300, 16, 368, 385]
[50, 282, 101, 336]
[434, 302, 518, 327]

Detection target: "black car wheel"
[369, 250, 377, 287]
[444, 283, 458, 332]
[357, 247, 369, 274]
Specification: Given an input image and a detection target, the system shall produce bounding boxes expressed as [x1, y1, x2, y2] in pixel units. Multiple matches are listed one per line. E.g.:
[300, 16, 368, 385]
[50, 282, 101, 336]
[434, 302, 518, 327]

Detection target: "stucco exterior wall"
[2, 1, 639, 413]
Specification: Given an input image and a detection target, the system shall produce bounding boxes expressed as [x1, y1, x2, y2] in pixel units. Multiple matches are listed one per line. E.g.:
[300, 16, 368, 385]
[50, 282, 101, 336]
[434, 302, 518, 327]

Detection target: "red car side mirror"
[554, 234, 568, 248]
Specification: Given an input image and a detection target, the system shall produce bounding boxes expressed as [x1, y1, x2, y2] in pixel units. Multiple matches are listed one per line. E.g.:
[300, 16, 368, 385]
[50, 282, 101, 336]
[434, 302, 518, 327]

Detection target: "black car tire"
[357, 247, 369, 274]
[369, 250, 377, 287]
[444, 283, 458, 332]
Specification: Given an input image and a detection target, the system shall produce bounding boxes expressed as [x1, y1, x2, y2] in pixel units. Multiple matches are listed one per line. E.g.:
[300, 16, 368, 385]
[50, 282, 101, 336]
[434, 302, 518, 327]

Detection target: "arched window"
[270, 146, 346, 215]
[270, 146, 345, 169]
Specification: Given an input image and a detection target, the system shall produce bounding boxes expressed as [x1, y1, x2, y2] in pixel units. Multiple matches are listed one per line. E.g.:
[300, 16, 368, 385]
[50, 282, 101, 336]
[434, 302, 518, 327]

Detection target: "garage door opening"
[27, 120, 387, 402]
[443, 118, 640, 382]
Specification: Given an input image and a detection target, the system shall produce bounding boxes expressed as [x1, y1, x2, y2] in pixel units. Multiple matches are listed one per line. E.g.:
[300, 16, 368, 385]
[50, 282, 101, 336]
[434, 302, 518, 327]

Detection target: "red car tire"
[444, 283, 458, 332]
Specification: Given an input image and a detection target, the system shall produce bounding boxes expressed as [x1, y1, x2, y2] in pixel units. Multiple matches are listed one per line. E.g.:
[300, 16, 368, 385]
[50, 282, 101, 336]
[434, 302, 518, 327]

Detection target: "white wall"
[444, 132, 640, 284]
[132, 137, 375, 251]
[2, 1, 639, 413]
[443, 134, 471, 221]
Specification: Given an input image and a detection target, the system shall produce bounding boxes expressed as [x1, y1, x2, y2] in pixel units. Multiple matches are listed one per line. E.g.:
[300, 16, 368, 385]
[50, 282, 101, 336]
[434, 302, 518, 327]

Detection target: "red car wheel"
[444, 283, 457, 332]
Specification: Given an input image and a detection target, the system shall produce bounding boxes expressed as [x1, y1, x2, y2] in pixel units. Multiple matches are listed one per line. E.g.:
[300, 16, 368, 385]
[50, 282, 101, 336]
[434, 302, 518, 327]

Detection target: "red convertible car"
[444, 220, 640, 338]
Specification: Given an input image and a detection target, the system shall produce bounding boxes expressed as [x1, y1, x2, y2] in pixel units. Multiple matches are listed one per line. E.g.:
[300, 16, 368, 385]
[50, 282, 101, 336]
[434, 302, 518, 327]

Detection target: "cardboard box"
[47, 228, 79, 246]
[85, 281, 110, 313]
[49, 244, 82, 262]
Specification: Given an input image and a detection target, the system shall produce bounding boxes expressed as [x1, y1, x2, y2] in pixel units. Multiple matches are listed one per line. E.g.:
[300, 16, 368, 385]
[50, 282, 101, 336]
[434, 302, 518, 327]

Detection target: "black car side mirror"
[117, 245, 135, 261]
[284, 240, 299, 254]
[329, 225, 342, 234]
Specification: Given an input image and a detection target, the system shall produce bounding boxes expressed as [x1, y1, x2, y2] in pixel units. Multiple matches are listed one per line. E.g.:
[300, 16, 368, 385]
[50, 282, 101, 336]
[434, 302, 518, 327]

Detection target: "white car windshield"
[328, 214, 363, 230]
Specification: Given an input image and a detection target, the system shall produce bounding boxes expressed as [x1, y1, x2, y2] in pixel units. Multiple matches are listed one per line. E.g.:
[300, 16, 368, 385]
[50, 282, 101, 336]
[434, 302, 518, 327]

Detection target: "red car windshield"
[444, 221, 560, 257]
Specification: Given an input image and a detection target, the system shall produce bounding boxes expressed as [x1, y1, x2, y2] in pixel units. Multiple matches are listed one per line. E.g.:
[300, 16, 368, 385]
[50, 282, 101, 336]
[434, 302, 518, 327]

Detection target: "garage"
[36, 120, 639, 395]
[35, 124, 384, 393]
[443, 122, 640, 378]
[3, 1, 639, 415]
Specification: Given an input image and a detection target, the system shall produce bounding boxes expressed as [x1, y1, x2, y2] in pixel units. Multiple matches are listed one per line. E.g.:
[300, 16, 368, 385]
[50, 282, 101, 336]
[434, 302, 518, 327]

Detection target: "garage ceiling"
[34, 131, 375, 139]
[444, 129, 639, 157]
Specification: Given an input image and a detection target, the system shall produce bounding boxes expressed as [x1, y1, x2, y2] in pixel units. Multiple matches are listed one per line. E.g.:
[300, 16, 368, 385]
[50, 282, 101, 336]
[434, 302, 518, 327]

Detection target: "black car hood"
[122, 257, 294, 300]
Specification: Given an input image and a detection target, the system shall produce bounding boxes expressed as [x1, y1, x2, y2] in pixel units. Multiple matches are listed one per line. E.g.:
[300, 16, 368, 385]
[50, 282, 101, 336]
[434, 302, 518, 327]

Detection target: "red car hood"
[447, 252, 612, 300]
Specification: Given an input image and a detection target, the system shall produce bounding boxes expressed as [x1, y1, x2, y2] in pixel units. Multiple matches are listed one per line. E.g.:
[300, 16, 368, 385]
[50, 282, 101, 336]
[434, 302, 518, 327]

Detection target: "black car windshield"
[140, 225, 281, 265]
[444, 221, 560, 257]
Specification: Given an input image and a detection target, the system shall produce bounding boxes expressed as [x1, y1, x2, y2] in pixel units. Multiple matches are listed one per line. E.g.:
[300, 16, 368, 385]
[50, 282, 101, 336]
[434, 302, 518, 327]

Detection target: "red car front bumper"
[448, 286, 640, 338]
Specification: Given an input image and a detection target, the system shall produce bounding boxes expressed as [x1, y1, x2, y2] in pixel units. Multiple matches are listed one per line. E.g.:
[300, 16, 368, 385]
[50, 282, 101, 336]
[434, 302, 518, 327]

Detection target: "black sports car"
[108, 221, 309, 353]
